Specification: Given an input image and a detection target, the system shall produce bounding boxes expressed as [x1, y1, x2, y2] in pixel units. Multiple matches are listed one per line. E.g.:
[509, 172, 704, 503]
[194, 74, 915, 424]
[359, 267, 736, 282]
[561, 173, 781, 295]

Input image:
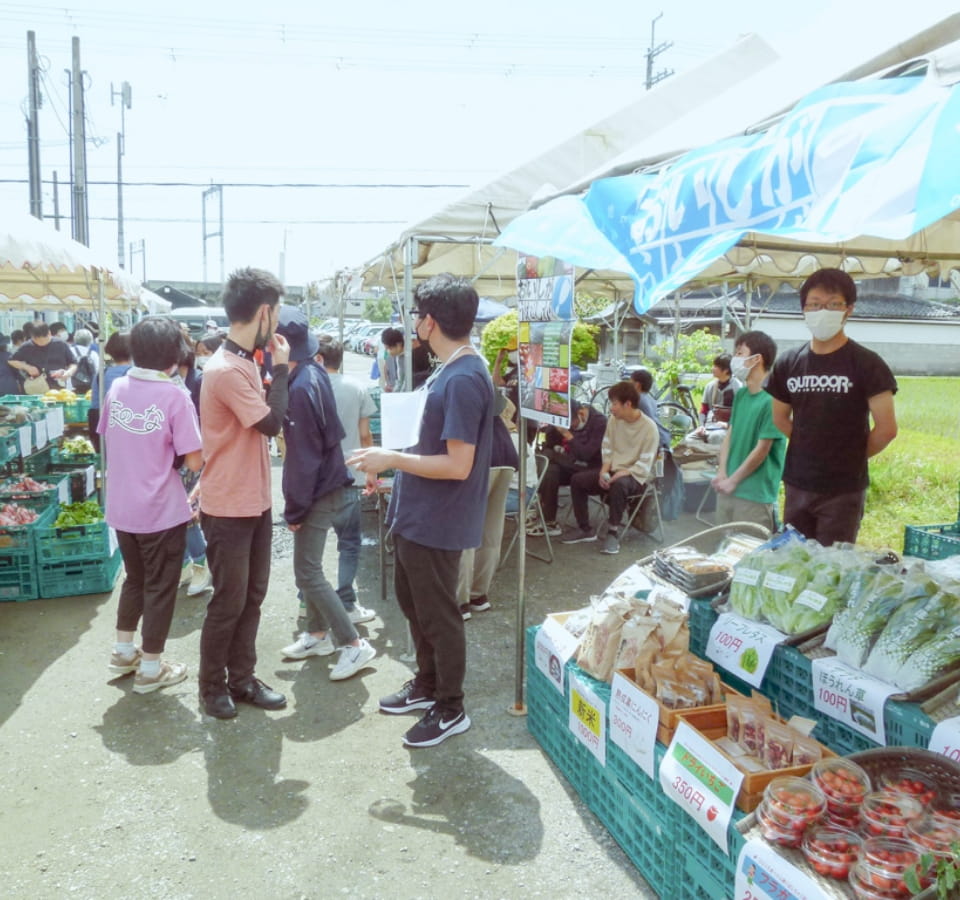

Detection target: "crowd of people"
[31, 264, 896, 750]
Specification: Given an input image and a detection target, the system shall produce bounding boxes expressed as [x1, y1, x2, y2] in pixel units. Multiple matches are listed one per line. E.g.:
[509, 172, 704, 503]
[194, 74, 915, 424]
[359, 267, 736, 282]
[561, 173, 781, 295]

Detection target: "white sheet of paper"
[811, 656, 898, 744]
[930, 716, 960, 763]
[735, 837, 826, 900]
[609, 671, 658, 779]
[379, 390, 428, 450]
[46, 407, 64, 440]
[568, 671, 606, 766]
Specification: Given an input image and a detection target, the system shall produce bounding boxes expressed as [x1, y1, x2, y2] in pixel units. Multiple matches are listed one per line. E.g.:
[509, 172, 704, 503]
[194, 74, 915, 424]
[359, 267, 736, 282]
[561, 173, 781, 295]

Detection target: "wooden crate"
[675, 704, 835, 813]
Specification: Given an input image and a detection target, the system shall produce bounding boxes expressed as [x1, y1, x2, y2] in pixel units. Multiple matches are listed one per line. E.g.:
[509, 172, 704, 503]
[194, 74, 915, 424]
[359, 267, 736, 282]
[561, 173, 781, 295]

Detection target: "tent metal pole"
[97, 268, 107, 509]
[402, 237, 415, 390]
[511, 408, 528, 715]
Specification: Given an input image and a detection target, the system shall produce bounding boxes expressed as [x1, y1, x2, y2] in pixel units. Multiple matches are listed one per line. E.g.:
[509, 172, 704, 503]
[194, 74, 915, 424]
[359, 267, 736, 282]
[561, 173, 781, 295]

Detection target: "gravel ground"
[0, 353, 707, 900]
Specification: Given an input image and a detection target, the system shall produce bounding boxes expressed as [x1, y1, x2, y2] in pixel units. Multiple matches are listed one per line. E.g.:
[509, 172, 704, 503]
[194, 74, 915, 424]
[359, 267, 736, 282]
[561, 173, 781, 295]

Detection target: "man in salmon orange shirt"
[197, 268, 291, 720]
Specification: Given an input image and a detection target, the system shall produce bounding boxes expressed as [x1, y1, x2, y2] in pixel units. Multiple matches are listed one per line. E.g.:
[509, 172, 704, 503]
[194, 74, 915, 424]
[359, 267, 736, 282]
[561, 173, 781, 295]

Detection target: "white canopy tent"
[356, 32, 780, 303]
[0, 211, 144, 314]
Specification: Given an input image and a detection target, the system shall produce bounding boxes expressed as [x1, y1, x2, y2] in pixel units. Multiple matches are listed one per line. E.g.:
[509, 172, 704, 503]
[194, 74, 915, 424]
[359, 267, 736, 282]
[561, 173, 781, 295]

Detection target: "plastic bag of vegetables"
[863, 580, 960, 682]
[894, 624, 960, 691]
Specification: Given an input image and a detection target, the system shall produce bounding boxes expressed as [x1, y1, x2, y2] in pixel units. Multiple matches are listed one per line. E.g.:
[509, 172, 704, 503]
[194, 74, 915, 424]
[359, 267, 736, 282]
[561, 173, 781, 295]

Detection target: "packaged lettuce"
[729, 548, 773, 620]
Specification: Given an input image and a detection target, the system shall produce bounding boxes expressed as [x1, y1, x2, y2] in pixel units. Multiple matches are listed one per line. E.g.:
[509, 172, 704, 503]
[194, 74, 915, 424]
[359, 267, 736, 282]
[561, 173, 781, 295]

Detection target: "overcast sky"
[0, 1, 954, 287]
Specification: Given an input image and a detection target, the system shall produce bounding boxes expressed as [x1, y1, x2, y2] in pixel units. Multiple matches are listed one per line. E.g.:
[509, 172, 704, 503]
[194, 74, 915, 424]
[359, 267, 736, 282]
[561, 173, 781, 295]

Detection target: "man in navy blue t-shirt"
[349, 273, 494, 748]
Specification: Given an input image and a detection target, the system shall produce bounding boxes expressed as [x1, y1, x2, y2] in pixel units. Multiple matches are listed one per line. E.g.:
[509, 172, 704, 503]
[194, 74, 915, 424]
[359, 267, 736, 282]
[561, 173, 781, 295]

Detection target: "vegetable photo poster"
[516, 253, 575, 427]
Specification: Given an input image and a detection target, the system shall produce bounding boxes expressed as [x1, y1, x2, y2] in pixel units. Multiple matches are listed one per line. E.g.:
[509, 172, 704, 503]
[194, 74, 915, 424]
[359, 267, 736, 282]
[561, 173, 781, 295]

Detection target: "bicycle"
[655, 381, 700, 443]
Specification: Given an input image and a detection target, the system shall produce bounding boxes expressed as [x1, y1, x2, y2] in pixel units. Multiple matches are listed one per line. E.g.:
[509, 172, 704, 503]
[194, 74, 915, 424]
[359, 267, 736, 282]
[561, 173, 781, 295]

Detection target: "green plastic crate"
[0, 544, 38, 601]
[0, 503, 57, 552]
[904, 487, 960, 560]
[23, 445, 54, 476]
[0, 428, 19, 464]
[34, 511, 111, 564]
[37, 549, 122, 599]
[61, 397, 91, 424]
[885, 700, 937, 749]
[0, 473, 68, 508]
[50, 447, 100, 469]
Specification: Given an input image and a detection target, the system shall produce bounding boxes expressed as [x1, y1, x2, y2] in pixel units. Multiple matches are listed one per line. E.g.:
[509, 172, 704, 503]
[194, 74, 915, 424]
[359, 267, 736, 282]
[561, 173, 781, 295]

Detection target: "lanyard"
[425, 344, 475, 387]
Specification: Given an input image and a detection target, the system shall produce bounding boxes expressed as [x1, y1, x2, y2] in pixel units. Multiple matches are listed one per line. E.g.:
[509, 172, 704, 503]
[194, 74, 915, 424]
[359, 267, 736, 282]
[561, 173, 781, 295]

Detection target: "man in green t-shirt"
[711, 331, 785, 531]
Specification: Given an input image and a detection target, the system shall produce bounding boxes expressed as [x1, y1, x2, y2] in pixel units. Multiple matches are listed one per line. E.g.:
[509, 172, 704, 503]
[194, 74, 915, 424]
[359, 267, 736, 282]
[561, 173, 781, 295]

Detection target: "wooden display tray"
[615, 665, 734, 747]
[674, 704, 835, 813]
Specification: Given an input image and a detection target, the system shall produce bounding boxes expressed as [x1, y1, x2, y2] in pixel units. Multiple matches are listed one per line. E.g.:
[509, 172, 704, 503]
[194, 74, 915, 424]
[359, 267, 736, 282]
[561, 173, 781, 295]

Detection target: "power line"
[80, 215, 409, 225]
[0, 177, 470, 189]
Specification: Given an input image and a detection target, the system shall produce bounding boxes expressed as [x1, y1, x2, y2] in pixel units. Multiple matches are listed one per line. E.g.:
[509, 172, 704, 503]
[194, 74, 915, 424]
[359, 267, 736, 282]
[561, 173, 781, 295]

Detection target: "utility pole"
[111, 81, 132, 269]
[645, 12, 674, 91]
[202, 184, 224, 286]
[129, 239, 146, 283]
[52, 170, 61, 229]
[70, 37, 89, 246]
[26, 31, 43, 220]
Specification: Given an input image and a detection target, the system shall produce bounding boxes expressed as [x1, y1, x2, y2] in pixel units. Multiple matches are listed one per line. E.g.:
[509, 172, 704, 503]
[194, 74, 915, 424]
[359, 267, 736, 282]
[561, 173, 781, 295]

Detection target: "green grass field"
[856, 376, 960, 551]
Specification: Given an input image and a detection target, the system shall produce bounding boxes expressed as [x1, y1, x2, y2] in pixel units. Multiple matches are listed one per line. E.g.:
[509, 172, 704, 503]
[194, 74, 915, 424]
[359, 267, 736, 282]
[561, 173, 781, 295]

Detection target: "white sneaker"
[348, 604, 376, 624]
[132, 660, 188, 694]
[281, 632, 335, 659]
[186, 564, 213, 596]
[329, 639, 376, 681]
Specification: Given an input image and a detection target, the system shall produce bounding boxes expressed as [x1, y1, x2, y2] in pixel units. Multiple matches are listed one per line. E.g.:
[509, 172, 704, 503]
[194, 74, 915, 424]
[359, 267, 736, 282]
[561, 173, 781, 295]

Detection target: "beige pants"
[457, 467, 515, 605]
[715, 492, 777, 533]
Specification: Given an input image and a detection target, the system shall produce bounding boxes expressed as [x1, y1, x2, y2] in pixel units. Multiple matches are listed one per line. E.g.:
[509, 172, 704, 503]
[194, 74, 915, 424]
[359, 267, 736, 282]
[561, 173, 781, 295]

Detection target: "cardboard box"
[674, 705, 835, 812]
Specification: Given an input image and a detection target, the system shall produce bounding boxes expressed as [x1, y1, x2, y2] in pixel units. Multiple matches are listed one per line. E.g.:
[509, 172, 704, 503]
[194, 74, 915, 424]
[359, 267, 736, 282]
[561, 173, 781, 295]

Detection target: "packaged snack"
[790, 732, 823, 767]
[614, 614, 658, 674]
[726, 694, 751, 744]
[576, 596, 632, 682]
[761, 719, 795, 770]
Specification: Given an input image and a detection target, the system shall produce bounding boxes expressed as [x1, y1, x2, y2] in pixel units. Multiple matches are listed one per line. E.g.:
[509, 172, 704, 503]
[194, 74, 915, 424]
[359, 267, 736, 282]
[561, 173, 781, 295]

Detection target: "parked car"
[347, 324, 384, 354]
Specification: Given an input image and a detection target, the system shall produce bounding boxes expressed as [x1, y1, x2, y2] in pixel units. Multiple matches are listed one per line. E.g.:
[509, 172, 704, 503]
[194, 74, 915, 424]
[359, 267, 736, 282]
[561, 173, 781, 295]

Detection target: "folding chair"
[501, 453, 554, 564]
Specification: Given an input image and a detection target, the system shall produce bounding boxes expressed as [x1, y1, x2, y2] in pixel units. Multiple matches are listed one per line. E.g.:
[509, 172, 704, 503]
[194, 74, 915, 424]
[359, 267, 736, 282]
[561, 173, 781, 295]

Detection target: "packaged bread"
[614, 614, 658, 674]
[576, 596, 632, 682]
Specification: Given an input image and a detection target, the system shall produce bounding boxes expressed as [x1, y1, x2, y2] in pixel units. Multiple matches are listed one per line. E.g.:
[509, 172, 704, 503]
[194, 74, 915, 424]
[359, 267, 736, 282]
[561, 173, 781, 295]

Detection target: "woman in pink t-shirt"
[98, 317, 202, 694]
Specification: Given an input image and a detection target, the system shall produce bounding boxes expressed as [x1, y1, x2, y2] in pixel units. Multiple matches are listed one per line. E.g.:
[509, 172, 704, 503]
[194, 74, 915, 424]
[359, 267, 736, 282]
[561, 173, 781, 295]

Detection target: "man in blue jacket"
[274, 308, 376, 682]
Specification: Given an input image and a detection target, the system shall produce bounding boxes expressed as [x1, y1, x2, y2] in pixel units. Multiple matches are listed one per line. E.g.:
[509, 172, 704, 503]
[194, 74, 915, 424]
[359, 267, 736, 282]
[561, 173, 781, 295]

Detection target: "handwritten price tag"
[811, 657, 897, 744]
[735, 838, 826, 900]
[659, 720, 743, 852]
[609, 672, 658, 779]
[930, 716, 960, 764]
[706, 612, 785, 688]
[568, 671, 606, 765]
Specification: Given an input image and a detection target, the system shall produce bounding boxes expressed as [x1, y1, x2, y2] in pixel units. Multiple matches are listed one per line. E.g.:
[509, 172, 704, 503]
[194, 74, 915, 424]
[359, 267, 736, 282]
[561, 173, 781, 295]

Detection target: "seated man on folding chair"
[561, 381, 659, 555]
[536, 399, 606, 536]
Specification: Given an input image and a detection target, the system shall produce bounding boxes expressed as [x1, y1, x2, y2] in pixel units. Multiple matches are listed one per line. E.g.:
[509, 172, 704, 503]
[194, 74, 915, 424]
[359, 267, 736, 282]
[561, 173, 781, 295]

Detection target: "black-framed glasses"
[410, 309, 425, 320]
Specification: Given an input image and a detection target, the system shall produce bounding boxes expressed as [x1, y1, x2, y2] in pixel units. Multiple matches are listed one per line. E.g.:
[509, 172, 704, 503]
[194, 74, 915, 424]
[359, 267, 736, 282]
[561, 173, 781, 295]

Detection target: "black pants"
[199, 510, 272, 697]
[116, 524, 187, 655]
[571, 471, 644, 529]
[393, 533, 465, 713]
[539, 451, 598, 523]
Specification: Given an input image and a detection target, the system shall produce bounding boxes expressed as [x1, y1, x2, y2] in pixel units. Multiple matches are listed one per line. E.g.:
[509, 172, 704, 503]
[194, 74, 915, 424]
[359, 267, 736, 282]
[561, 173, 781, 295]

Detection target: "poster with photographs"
[516, 254, 575, 428]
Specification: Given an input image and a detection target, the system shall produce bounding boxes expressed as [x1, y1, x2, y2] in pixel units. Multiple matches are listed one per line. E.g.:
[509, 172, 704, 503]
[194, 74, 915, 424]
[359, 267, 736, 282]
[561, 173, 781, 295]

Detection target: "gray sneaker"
[133, 660, 188, 694]
[559, 525, 597, 544]
[601, 533, 620, 555]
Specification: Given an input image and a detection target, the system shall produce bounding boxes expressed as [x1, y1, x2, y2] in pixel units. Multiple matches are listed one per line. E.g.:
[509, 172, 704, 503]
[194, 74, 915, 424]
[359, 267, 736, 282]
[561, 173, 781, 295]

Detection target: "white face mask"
[729, 355, 755, 380]
[804, 309, 846, 342]
[507, 350, 518, 364]
[196, 356, 207, 370]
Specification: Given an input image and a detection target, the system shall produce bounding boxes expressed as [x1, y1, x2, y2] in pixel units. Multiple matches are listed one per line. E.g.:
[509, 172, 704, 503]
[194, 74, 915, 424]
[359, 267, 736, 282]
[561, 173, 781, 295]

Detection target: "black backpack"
[73, 351, 95, 395]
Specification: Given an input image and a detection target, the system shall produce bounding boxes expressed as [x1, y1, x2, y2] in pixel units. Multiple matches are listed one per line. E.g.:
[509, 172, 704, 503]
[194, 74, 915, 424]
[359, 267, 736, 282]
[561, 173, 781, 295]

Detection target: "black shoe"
[458, 603, 472, 621]
[229, 677, 287, 710]
[202, 693, 237, 720]
[403, 705, 471, 748]
[379, 679, 436, 715]
[468, 595, 491, 613]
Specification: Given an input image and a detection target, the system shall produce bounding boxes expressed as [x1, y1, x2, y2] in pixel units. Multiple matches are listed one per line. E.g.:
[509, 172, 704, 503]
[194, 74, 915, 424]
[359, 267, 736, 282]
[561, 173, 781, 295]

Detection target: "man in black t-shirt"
[766, 269, 898, 545]
[10, 323, 77, 389]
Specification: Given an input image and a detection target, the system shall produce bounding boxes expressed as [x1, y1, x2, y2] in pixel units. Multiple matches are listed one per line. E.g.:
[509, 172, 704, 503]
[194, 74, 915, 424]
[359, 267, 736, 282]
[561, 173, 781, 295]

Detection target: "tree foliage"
[480, 310, 599, 374]
[363, 295, 393, 322]
[644, 327, 723, 385]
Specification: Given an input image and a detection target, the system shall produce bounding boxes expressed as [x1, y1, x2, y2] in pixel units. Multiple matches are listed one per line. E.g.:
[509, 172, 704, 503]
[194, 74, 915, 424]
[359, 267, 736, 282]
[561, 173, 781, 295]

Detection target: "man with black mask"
[534, 399, 606, 536]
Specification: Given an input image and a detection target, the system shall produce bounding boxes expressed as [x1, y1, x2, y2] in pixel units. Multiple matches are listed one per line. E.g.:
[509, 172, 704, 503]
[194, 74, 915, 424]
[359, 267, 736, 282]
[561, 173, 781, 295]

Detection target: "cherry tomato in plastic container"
[860, 790, 923, 839]
[802, 825, 862, 880]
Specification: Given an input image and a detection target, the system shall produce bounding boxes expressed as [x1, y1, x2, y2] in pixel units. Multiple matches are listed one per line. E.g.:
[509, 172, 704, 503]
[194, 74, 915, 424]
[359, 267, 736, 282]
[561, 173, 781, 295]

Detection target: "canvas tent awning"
[0, 211, 142, 311]
[496, 42, 960, 314]
[355, 33, 780, 300]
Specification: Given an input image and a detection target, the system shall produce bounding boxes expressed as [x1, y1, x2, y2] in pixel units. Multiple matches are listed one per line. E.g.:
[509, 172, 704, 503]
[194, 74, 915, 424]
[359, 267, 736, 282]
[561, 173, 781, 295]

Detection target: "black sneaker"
[379, 679, 436, 715]
[559, 524, 597, 544]
[458, 603, 472, 621]
[403, 705, 471, 748]
[468, 595, 491, 612]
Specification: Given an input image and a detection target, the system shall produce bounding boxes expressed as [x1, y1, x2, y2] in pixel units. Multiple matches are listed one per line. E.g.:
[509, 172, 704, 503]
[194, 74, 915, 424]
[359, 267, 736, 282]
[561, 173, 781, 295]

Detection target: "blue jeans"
[293, 486, 359, 647]
[504, 485, 535, 516]
[182, 522, 206, 564]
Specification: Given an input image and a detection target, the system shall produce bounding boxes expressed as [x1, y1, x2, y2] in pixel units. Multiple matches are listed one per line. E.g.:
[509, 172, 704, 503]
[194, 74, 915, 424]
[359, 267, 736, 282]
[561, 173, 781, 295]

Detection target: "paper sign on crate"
[735, 838, 825, 900]
[535, 619, 577, 697]
[609, 671, 659, 779]
[17, 425, 30, 458]
[46, 407, 64, 440]
[568, 670, 606, 765]
[659, 719, 743, 853]
[706, 611, 785, 688]
[811, 657, 897, 744]
[930, 716, 960, 765]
